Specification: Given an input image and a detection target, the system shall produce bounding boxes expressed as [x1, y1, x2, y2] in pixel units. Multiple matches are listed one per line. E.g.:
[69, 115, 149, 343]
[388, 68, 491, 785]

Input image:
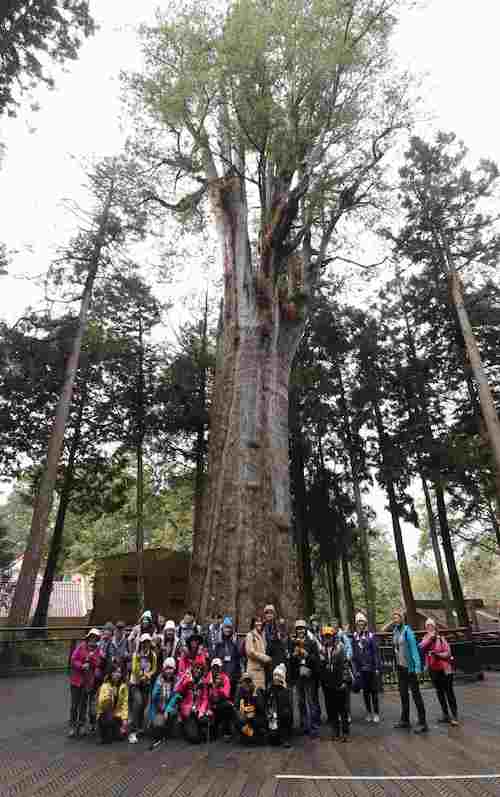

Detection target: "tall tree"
[133, 0, 410, 623]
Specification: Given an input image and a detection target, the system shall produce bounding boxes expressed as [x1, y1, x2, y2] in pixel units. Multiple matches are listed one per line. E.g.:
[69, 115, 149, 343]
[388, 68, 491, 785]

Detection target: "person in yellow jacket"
[128, 633, 158, 744]
[96, 666, 129, 744]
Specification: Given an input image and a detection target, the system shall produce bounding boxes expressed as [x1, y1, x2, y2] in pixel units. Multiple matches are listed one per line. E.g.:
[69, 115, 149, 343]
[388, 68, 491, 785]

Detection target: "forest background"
[1, 0, 500, 627]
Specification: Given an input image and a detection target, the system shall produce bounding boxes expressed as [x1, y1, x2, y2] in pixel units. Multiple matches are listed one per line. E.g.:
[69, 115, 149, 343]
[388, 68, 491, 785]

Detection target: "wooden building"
[91, 548, 190, 625]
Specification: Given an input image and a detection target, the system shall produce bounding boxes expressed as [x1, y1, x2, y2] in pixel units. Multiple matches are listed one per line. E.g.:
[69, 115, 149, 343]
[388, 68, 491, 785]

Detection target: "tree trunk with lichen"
[190, 176, 304, 627]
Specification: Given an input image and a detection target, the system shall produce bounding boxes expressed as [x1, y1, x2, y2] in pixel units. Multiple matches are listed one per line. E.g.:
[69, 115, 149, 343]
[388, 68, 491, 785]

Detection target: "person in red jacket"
[177, 633, 207, 675]
[69, 628, 102, 738]
[419, 618, 459, 726]
[210, 658, 234, 741]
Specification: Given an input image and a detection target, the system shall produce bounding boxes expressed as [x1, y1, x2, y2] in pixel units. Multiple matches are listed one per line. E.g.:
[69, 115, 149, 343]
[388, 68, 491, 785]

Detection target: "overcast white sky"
[1, 0, 499, 555]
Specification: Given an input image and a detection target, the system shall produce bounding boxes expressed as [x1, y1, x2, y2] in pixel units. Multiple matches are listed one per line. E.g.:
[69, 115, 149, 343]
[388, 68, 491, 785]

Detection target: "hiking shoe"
[149, 739, 162, 751]
[283, 740, 292, 748]
[394, 721, 410, 729]
[373, 714, 380, 724]
[223, 734, 232, 743]
[365, 713, 373, 723]
[340, 736, 351, 743]
[128, 732, 139, 744]
[347, 714, 352, 725]
[68, 728, 77, 739]
[414, 724, 429, 734]
[437, 716, 450, 724]
[450, 718, 459, 727]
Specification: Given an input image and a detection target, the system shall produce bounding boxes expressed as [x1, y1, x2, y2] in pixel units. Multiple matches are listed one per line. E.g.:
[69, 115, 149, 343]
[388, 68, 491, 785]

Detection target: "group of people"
[68, 605, 460, 749]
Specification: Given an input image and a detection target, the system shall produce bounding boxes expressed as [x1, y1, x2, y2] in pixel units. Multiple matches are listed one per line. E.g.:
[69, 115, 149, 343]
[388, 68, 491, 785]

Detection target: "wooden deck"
[0, 673, 499, 796]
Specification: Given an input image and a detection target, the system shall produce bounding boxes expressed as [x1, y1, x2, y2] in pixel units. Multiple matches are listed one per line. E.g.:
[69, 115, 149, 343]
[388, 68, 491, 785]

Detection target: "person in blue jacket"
[392, 608, 428, 733]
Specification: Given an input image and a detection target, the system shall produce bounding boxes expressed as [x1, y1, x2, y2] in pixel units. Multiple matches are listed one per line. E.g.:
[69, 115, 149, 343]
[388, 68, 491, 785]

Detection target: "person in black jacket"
[289, 619, 321, 738]
[319, 625, 353, 742]
[214, 617, 241, 699]
[266, 664, 293, 748]
[235, 673, 267, 744]
[267, 617, 292, 682]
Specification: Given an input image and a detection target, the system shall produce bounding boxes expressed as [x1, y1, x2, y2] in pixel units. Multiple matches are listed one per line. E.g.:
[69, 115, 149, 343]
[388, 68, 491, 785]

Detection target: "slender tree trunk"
[372, 399, 417, 626]
[289, 389, 314, 617]
[31, 381, 87, 631]
[190, 176, 302, 627]
[8, 192, 112, 626]
[341, 555, 354, 628]
[136, 313, 145, 615]
[192, 295, 209, 550]
[433, 481, 469, 627]
[419, 474, 454, 626]
[327, 560, 342, 622]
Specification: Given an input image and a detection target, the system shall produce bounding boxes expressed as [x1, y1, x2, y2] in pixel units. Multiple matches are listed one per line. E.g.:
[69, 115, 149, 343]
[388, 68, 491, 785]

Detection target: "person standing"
[392, 608, 428, 734]
[420, 618, 459, 726]
[207, 614, 224, 657]
[318, 626, 353, 742]
[128, 633, 158, 743]
[290, 619, 321, 738]
[214, 617, 241, 698]
[162, 620, 181, 662]
[266, 664, 293, 748]
[352, 612, 381, 723]
[109, 621, 129, 672]
[245, 617, 271, 693]
[68, 628, 102, 738]
[267, 617, 293, 685]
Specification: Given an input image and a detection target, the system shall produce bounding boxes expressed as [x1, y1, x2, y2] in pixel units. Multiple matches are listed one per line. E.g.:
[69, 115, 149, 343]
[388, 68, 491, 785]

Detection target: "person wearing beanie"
[319, 625, 353, 743]
[352, 612, 382, 723]
[128, 610, 156, 655]
[149, 657, 181, 750]
[210, 658, 235, 741]
[392, 608, 428, 734]
[214, 617, 241, 698]
[162, 620, 181, 663]
[419, 618, 459, 726]
[128, 633, 158, 744]
[290, 619, 321, 738]
[266, 664, 293, 747]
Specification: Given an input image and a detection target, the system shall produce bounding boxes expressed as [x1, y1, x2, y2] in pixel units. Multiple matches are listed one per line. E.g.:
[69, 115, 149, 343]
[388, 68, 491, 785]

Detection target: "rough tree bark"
[289, 387, 314, 617]
[341, 555, 355, 629]
[190, 175, 307, 627]
[8, 189, 113, 626]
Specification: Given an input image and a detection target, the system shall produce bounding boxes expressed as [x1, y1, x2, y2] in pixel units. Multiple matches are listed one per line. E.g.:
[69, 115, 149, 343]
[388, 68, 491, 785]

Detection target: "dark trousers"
[238, 715, 267, 744]
[130, 685, 150, 732]
[295, 679, 321, 735]
[98, 715, 123, 744]
[430, 671, 458, 719]
[213, 700, 235, 736]
[151, 713, 176, 742]
[397, 666, 426, 725]
[70, 685, 87, 728]
[361, 671, 379, 714]
[323, 686, 349, 737]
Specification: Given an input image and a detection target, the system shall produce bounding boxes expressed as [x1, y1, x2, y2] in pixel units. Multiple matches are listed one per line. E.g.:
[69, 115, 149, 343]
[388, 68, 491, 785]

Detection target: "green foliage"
[0, 1, 95, 116]
[0, 514, 16, 573]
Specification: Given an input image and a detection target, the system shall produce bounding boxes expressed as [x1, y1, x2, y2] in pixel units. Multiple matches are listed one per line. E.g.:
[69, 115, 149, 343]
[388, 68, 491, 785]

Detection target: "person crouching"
[149, 657, 181, 750]
[128, 633, 157, 744]
[210, 658, 234, 741]
[96, 665, 128, 744]
[319, 625, 353, 743]
[175, 658, 212, 743]
[235, 673, 267, 744]
[266, 664, 293, 748]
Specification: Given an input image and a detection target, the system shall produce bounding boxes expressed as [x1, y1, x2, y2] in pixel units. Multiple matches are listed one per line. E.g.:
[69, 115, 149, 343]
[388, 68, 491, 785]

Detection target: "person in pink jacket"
[210, 658, 234, 741]
[69, 628, 102, 737]
[175, 660, 213, 743]
[419, 618, 459, 726]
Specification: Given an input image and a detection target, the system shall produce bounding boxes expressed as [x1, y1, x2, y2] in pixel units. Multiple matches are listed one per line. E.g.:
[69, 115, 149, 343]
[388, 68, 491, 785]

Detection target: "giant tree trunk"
[434, 480, 469, 627]
[190, 176, 303, 627]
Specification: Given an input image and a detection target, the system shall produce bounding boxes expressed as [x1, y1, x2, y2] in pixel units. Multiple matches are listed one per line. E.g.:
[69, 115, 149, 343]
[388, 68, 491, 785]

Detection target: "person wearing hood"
[235, 673, 267, 744]
[96, 664, 129, 744]
[178, 633, 207, 675]
[207, 614, 224, 657]
[149, 658, 181, 749]
[210, 658, 234, 741]
[266, 664, 293, 748]
[392, 608, 428, 734]
[108, 621, 129, 672]
[128, 633, 158, 743]
[128, 610, 155, 655]
[69, 628, 102, 738]
[178, 610, 200, 648]
[263, 604, 278, 648]
[352, 612, 382, 723]
[419, 618, 459, 726]
[319, 625, 353, 742]
[214, 617, 241, 698]
[290, 619, 321, 738]
[162, 620, 181, 662]
[175, 658, 213, 743]
[245, 616, 272, 693]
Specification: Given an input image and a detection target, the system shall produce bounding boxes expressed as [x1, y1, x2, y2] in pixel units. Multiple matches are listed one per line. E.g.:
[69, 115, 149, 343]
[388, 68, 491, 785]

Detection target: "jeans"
[130, 685, 150, 732]
[430, 671, 458, 719]
[323, 686, 349, 737]
[361, 671, 380, 714]
[295, 679, 321, 735]
[397, 666, 426, 725]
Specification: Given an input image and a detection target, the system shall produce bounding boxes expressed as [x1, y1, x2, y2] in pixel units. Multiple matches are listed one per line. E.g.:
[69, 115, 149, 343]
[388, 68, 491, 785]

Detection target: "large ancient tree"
[137, 0, 409, 625]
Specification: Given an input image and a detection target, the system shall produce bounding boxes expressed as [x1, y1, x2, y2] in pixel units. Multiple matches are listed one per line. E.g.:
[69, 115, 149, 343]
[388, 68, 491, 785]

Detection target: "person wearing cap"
[109, 621, 129, 672]
[290, 619, 321, 738]
[245, 616, 271, 693]
[96, 663, 129, 744]
[162, 620, 181, 662]
[419, 618, 458, 726]
[178, 632, 207, 676]
[149, 657, 181, 749]
[235, 673, 267, 744]
[392, 608, 428, 734]
[175, 657, 213, 743]
[68, 628, 102, 738]
[319, 625, 353, 742]
[352, 612, 382, 724]
[178, 610, 200, 648]
[266, 664, 293, 748]
[128, 633, 158, 743]
[214, 617, 241, 698]
[210, 658, 234, 741]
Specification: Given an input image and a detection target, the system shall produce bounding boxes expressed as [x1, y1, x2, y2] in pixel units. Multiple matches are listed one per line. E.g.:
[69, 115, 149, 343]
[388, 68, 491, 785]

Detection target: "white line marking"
[275, 774, 500, 782]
